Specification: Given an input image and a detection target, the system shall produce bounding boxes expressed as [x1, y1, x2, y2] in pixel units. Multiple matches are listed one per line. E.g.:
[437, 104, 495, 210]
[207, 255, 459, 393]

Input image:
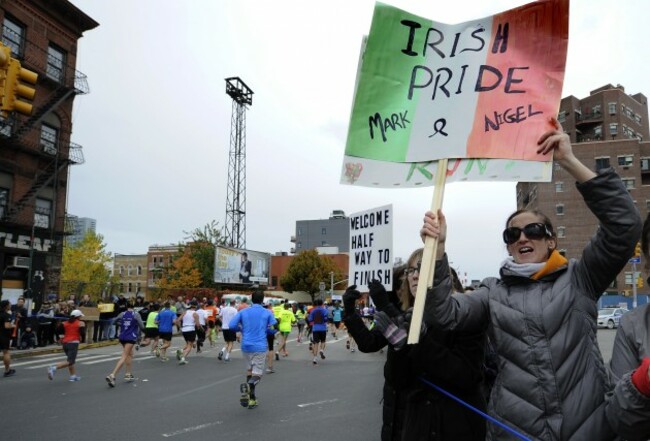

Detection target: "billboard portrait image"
[214, 246, 270, 285]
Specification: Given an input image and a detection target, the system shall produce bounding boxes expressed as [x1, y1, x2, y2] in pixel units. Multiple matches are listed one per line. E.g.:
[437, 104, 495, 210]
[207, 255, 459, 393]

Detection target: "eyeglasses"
[405, 263, 421, 276]
[502, 222, 553, 245]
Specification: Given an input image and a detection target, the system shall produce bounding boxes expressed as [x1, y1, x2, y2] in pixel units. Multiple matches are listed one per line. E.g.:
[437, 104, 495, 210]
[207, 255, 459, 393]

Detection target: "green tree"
[61, 231, 114, 300]
[183, 220, 226, 287]
[280, 249, 345, 303]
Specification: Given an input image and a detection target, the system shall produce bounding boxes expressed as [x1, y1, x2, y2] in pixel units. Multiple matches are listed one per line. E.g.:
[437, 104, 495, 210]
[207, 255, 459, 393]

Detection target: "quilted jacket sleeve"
[423, 253, 490, 333]
[573, 168, 642, 299]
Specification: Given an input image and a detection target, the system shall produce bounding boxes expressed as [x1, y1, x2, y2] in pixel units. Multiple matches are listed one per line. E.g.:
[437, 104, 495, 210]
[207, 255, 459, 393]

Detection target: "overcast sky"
[66, 0, 649, 282]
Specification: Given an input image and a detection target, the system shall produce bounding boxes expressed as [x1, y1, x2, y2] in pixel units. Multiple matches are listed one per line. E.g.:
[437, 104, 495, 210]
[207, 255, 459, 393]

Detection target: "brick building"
[517, 84, 649, 296]
[0, 1, 97, 304]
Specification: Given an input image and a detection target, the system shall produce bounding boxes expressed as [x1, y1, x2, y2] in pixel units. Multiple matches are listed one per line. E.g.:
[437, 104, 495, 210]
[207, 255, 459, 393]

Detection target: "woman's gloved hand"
[368, 279, 401, 317]
[342, 285, 361, 317]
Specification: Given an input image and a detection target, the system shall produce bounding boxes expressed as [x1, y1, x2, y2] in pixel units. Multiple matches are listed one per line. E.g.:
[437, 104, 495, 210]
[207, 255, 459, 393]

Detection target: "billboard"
[214, 246, 270, 285]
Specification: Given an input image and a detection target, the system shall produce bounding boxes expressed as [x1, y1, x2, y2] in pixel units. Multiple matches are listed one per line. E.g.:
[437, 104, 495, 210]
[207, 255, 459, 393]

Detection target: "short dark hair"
[315, 299, 323, 306]
[251, 291, 264, 304]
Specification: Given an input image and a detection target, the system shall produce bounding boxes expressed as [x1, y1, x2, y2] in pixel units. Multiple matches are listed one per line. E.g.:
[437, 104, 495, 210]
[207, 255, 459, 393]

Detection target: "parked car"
[597, 308, 629, 329]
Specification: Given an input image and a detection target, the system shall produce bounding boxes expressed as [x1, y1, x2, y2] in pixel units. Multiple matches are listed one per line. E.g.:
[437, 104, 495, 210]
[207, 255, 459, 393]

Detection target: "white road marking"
[297, 398, 339, 408]
[161, 421, 224, 438]
[159, 375, 241, 401]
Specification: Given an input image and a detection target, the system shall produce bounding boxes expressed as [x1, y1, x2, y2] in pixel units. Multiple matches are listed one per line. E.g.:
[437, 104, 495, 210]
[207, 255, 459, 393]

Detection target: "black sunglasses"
[502, 222, 553, 245]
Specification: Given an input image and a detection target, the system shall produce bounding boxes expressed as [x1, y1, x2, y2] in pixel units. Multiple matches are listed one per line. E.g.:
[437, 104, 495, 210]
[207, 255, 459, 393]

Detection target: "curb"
[12, 340, 121, 360]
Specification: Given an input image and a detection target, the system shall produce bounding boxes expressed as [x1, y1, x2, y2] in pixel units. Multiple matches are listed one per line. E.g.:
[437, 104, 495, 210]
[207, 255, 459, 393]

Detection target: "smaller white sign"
[348, 204, 393, 292]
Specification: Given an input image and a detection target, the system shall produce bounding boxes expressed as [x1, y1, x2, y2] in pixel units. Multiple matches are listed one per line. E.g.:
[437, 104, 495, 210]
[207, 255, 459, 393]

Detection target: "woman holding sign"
[420, 120, 647, 440]
[343, 249, 486, 441]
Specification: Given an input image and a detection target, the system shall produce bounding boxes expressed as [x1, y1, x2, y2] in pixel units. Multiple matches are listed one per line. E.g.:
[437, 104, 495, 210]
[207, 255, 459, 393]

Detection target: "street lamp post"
[329, 271, 348, 299]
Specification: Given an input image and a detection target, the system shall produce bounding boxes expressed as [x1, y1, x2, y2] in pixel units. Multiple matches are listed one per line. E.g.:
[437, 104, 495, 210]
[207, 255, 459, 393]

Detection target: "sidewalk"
[11, 339, 121, 360]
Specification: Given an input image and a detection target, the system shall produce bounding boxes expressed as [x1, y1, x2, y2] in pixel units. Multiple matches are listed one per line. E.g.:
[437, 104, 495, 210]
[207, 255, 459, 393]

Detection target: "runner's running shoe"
[47, 365, 56, 380]
[239, 383, 250, 408]
[106, 374, 116, 387]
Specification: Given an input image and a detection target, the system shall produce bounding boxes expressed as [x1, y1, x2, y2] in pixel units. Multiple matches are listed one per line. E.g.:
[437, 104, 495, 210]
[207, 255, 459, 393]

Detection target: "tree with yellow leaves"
[157, 248, 202, 289]
[61, 231, 114, 299]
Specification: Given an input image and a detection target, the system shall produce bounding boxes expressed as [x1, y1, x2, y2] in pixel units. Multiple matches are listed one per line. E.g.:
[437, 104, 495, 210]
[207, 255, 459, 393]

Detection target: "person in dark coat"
[343, 248, 486, 441]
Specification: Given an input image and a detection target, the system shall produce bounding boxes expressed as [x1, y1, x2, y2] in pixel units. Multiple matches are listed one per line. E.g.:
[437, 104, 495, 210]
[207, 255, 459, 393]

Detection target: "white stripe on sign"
[297, 398, 339, 408]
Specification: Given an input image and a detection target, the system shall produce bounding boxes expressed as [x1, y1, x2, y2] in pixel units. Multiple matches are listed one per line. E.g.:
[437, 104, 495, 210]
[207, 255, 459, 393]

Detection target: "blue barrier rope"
[417, 376, 531, 441]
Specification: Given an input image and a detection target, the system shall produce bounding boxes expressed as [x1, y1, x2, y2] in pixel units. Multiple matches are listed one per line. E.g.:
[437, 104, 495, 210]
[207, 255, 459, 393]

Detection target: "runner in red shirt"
[48, 309, 86, 382]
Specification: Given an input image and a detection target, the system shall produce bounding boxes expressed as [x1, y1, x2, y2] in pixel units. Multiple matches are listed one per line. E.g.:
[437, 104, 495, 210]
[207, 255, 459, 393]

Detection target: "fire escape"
[0, 26, 88, 235]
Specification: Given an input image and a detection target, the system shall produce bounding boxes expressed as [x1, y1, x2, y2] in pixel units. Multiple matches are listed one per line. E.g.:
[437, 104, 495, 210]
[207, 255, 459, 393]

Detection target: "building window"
[0, 187, 7, 218]
[622, 178, 635, 190]
[557, 227, 566, 238]
[610, 123, 618, 136]
[137, 265, 142, 276]
[557, 110, 566, 122]
[119, 266, 125, 276]
[321, 241, 327, 246]
[594, 125, 602, 139]
[592, 104, 601, 116]
[128, 265, 133, 276]
[321, 227, 327, 235]
[618, 155, 633, 167]
[46, 45, 65, 82]
[556, 204, 564, 216]
[296, 241, 301, 249]
[558, 249, 567, 258]
[595, 157, 610, 170]
[555, 182, 564, 192]
[608, 102, 617, 114]
[40, 124, 58, 155]
[297, 227, 302, 236]
[136, 283, 141, 293]
[2, 16, 24, 57]
[127, 283, 132, 293]
[635, 114, 642, 124]
[34, 198, 51, 228]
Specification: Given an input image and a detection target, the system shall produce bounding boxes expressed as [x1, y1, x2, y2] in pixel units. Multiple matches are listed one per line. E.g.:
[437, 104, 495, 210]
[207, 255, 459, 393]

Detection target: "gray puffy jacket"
[424, 169, 643, 440]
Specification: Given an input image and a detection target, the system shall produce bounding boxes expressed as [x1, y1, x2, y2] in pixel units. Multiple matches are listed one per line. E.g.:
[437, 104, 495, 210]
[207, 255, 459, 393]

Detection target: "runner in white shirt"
[219, 300, 238, 361]
[196, 303, 209, 354]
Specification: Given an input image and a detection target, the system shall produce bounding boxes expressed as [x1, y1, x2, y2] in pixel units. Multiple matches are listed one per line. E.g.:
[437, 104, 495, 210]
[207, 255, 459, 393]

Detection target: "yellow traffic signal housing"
[637, 276, 644, 288]
[1, 57, 37, 116]
[0, 45, 10, 109]
[634, 242, 642, 258]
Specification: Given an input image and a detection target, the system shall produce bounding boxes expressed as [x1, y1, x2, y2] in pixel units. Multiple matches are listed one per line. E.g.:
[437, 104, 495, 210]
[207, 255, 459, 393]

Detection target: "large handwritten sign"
[349, 204, 393, 292]
[344, 0, 569, 163]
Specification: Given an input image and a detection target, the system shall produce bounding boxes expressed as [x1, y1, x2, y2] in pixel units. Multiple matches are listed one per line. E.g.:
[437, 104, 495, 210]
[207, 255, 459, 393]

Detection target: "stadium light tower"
[224, 77, 253, 248]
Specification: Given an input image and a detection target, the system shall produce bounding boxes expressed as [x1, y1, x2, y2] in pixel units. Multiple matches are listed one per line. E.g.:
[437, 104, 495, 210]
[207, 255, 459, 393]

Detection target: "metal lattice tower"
[224, 77, 253, 248]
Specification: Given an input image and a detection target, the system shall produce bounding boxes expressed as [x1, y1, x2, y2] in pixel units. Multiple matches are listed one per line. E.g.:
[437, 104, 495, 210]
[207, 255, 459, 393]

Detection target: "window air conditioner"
[12, 256, 30, 268]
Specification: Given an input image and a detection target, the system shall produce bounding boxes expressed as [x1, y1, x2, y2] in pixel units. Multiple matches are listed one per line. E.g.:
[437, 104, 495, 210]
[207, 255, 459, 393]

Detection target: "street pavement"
[0, 328, 620, 441]
[1, 330, 384, 441]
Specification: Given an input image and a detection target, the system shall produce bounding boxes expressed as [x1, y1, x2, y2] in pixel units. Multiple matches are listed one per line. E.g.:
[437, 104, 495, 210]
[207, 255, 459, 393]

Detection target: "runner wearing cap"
[48, 309, 85, 382]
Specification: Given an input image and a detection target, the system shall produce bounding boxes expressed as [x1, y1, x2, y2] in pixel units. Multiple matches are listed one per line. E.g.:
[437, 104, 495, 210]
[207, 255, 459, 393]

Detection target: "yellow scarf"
[531, 250, 568, 280]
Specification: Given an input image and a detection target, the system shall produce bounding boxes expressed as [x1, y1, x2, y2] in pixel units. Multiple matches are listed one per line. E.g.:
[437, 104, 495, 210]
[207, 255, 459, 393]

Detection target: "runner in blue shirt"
[308, 299, 329, 365]
[331, 303, 343, 340]
[229, 290, 276, 409]
[155, 302, 177, 362]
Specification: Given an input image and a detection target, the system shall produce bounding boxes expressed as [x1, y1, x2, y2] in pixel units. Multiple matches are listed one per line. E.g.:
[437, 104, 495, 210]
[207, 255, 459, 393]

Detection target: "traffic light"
[0, 47, 37, 117]
[637, 275, 644, 288]
[0, 44, 10, 107]
[634, 242, 641, 258]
